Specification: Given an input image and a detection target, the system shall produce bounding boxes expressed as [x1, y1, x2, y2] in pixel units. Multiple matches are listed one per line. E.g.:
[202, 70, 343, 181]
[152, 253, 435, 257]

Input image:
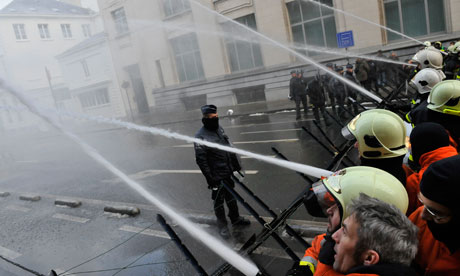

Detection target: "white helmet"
[423, 41, 431, 48]
[410, 68, 445, 94]
[411, 48, 443, 70]
[452, 41, 460, 54]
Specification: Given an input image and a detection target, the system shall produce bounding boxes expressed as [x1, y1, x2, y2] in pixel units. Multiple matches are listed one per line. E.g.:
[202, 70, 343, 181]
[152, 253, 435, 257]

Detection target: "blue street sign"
[337, 31, 354, 48]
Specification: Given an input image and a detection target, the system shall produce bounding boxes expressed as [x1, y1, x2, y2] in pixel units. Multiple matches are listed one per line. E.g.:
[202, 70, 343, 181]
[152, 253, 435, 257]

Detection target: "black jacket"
[343, 71, 358, 98]
[307, 78, 326, 106]
[329, 76, 346, 101]
[290, 77, 307, 97]
[194, 126, 241, 187]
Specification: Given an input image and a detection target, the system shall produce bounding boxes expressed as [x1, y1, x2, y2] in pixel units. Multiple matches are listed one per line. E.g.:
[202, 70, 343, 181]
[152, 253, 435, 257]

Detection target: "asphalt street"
[0, 107, 358, 275]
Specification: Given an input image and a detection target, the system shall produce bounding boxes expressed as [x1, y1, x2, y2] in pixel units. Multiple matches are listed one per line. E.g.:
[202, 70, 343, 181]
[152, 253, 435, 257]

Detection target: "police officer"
[323, 63, 337, 115]
[194, 105, 250, 239]
[289, 70, 308, 120]
[328, 66, 347, 119]
[344, 64, 359, 115]
[307, 73, 331, 126]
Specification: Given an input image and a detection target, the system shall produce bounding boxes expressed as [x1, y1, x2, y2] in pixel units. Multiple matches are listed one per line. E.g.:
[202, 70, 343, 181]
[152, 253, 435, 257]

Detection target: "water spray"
[290, 44, 416, 67]
[0, 81, 261, 276]
[189, 0, 383, 103]
[303, 0, 424, 45]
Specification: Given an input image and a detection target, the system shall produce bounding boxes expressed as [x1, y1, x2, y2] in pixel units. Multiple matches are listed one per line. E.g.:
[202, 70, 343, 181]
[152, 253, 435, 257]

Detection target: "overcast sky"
[0, 0, 99, 11]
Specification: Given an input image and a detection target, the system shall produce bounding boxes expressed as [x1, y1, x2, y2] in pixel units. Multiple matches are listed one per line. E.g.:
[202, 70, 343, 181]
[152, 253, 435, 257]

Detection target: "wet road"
[0, 109, 356, 275]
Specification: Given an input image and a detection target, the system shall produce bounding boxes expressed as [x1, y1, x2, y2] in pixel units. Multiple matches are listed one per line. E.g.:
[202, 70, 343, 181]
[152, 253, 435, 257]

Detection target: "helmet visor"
[341, 114, 360, 140]
[312, 180, 336, 216]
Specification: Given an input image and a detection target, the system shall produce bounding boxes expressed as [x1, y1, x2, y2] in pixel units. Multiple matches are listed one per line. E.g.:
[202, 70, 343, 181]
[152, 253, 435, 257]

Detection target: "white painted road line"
[240, 128, 301, 135]
[52, 213, 90, 224]
[174, 138, 299, 147]
[103, 169, 258, 184]
[0, 245, 21, 260]
[119, 225, 170, 239]
[6, 205, 31, 212]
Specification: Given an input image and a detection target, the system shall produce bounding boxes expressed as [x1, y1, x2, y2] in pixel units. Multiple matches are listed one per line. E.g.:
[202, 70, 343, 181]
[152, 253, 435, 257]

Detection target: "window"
[37, 24, 50, 39]
[287, 0, 337, 54]
[13, 24, 27, 40]
[384, 0, 446, 41]
[81, 60, 90, 77]
[163, 0, 190, 17]
[82, 24, 91, 37]
[223, 14, 263, 72]
[61, 24, 72, 38]
[170, 33, 205, 82]
[78, 88, 110, 108]
[111, 7, 129, 34]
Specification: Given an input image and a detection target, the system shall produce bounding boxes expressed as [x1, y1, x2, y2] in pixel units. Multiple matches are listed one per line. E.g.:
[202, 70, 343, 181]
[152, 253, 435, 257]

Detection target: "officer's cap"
[326, 63, 333, 68]
[346, 64, 353, 69]
[290, 70, 296, 74]
[335, 66, 343, 72]
[201, 104, 217, 115]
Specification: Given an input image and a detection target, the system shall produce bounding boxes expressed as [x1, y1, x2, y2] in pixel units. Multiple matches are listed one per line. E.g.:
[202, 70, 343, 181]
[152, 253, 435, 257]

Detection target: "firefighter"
[409, 68, 445, 107]
[342, 109, 408, 185]
[409, 155, 460, 276]
[286, 166, 410, 276]
[405, 122, 458, 215]
[406, 80, 460, 149]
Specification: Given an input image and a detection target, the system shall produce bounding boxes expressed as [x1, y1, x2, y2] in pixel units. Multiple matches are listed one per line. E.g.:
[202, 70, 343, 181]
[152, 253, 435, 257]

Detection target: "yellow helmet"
[342, 109, 408, 158]
[313, 166, 409, 223]
[427, 80, 460, 117]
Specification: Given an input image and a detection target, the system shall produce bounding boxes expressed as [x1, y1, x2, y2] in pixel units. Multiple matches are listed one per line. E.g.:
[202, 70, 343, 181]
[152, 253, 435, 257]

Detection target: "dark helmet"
[335, 66, 343, 72]
[326, 63, 333, 68]
[290, 70, 296, 75]
[346, 64, 353, 69]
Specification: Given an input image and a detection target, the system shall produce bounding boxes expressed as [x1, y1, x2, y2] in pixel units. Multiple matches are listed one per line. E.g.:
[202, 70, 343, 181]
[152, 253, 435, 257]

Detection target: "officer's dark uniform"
[194, 105, 249, 238]
[343, 64, 360, 115]
[307, 75, 331, 125]
[289, 70, 308, 119]
[328, 67, 347, 118]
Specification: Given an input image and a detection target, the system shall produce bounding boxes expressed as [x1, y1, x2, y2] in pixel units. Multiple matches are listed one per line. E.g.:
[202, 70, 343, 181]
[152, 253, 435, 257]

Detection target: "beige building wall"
[448, 0, 460, 33]
[335, 0, 384, 49]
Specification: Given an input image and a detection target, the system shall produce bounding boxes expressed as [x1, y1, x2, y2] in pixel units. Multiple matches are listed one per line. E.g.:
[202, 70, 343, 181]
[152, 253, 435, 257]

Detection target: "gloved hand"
[318, 234, 336, 266]
[285, 262, 313, 276]
[289, 95, 293, 101]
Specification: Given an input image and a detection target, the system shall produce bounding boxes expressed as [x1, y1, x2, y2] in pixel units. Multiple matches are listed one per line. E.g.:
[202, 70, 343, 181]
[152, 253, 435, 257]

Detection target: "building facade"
[56, 32, 127, 119]
[97, 0, 459, 114]
[0, 0, 100, 130]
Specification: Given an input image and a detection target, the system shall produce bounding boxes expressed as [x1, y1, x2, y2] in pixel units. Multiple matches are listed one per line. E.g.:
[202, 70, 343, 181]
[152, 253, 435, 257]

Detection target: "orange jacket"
[405, 146, 458, 215]
[409, 207, 460, 276]
[300, 233, 325, 273]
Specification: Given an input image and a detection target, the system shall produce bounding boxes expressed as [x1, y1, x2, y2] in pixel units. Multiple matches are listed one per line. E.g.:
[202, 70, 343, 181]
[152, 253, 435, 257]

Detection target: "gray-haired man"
[331, 194, 418, 275]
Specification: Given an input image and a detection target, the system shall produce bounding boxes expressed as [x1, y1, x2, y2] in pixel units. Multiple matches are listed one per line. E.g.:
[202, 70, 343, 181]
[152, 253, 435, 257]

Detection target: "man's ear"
[362, 250, 379, 266]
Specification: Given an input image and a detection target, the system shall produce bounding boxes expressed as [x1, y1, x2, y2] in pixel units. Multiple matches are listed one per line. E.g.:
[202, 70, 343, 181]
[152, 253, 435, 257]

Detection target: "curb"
[19, 195, 41, 202]
[0, 192, 10, 197]
[55, 199, 82, 208]
[104, 205, 140, 216]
